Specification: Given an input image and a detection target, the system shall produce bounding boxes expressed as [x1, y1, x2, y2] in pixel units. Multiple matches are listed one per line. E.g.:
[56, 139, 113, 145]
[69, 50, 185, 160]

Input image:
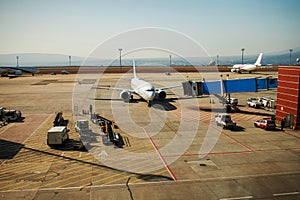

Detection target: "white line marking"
[220, 196, 253, 200]
[273, 191, 299, 196]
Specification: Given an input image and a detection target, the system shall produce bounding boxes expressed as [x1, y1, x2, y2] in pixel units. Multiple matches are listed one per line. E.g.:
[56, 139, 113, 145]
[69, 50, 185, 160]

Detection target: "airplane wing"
[0, 66, 38, 74]
[156, 85, 182, 91]
[91, 85, 135, 93]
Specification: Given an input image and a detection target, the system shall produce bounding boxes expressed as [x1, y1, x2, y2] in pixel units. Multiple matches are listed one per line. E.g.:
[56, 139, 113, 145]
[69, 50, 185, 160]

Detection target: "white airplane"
[0, 66, 39, 77]
[231, 53, 263, 73]
[92, 60, 180, 107]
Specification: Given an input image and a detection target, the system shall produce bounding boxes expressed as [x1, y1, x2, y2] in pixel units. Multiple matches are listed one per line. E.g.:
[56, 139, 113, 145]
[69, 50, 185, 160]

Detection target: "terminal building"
[276, 66, 300, 129]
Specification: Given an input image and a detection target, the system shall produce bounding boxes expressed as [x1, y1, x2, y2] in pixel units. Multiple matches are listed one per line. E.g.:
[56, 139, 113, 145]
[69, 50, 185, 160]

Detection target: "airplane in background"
[92, 60, 180, 107]
[0, 66, 39, 77]
[231, 53, 263, 74]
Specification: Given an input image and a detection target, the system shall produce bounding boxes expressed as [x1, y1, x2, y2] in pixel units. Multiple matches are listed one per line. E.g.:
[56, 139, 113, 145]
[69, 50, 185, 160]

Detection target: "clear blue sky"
[0, 0, 299, 57]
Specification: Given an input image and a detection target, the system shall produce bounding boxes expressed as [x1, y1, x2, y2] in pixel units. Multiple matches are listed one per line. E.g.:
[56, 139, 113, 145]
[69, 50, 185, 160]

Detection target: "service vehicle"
[254, 118, 276, 130]
[0, 107, 22, 122]
[215, 113, 236, 130]
[247, 97, 262, 108]
[47, 126, 69, 145]
[226, 98, 238, 106]
[259, 97, 276, 108]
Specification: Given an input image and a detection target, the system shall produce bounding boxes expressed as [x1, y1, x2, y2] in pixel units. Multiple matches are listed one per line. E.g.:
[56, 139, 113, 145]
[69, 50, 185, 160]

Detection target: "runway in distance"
[92, 60, 181, 107]
[231, 53, 263, 74]
[0, 66, 39, 77]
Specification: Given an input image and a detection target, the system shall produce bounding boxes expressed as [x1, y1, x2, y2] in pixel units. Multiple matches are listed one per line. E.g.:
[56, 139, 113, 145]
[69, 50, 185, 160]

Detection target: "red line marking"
[201, 119, 254, 152]
[222, 132, 254, 152]
[282, 131, 300, 139]
[142, 128, 177, 181]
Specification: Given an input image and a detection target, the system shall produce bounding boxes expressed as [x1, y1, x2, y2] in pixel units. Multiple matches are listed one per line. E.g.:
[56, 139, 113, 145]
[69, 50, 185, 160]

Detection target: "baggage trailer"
[47, 126, 69, 146]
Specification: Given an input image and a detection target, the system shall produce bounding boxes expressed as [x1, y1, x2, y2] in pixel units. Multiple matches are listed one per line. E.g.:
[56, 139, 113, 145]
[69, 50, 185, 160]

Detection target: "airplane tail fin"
[254, 53, 263, 66]
[133, 59, 137, 79]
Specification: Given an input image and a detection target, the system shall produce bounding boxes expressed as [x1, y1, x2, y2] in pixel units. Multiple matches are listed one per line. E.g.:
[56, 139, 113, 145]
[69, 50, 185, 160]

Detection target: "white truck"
[247, 97, 262, 108]
[226, 98, 238, 106]
[259, 97, 276, 109]
[215, 113, 236, 130]
[47, 126, 69, 146]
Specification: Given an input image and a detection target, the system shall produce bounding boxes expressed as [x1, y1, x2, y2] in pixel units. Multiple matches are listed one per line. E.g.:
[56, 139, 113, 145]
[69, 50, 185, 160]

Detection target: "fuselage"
[131, 77, 155, 102]
[232, 64, 256, 72]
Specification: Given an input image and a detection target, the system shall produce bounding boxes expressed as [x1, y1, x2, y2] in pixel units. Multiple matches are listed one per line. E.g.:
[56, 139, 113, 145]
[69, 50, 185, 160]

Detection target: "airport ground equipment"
[53, 112, 69, 127]
[75, 120, 89, 132]
[215, 113, 236, 130]
[258, 96, 276, 109]
[182, 77, 277, 113]
[91, 113, 124, 147]
[247, 97, 263, 108]
[47, 126, 69, 146]
[0, 107, 22, 122]
[254, 118, 276, 130]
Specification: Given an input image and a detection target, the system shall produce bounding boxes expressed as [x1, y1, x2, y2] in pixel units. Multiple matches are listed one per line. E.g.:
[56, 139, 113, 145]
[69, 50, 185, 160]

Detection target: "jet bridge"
[182, 77, 278, 96]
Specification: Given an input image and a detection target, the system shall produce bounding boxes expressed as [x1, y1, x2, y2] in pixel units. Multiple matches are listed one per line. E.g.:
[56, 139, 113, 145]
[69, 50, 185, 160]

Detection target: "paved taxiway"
[0, 71, 299, 199]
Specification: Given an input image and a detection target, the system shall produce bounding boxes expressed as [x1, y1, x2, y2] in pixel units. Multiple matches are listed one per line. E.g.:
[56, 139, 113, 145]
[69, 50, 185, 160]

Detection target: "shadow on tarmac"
[21, 146, 174, 182]
[0, 139, 24, 159]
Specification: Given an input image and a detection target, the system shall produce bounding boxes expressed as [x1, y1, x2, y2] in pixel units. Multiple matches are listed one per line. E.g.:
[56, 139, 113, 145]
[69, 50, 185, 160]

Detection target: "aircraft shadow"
[152, 99, 177, 111]
[92, 96, 208, 112]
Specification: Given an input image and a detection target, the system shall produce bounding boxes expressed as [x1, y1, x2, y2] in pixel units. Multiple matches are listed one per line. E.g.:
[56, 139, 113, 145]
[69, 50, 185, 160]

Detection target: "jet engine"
[156, 90, 166, 99]
[120, 90, 131, 102]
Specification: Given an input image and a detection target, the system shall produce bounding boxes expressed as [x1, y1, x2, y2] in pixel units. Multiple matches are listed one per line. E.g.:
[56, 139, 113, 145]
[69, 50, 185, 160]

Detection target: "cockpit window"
[146, 87, 155, 92]
[146, 88, 154, 92]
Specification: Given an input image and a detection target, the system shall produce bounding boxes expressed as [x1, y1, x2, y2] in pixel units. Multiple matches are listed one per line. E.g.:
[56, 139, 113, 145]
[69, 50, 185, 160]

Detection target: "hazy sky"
[0, 0, 299, 58]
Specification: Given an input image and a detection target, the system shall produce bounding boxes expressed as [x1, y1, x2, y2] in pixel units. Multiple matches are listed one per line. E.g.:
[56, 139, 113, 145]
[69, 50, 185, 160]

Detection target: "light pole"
[216, 54, 219, 66]
[16, 56, 19, 67]
[118, 48, 123, 72]
[169, 55, 172, 67]
[241, 48, 245, 64]
[289, 49, 293, 66]
[69, 56, 71, 66]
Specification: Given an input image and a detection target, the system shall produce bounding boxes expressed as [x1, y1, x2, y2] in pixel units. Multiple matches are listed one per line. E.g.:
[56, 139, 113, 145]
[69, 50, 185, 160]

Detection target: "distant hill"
[0, 48, 299, 66]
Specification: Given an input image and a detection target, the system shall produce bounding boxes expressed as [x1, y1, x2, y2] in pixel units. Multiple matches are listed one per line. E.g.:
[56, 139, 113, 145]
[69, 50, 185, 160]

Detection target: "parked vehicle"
[215, 113, 236, 130]
[226, 98, 238, 106]
[254, 118, 276, 130]
[258, 97, 276, 108]
[0, 107, 22, 122]
[247, 98, 262, 108]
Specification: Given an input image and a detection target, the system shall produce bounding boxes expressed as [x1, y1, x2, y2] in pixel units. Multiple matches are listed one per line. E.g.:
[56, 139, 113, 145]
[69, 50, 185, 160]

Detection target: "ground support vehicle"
[215, 113, 236, 130]
[0, 107, 22, 122]
[47, 126, 69, 146]
[254, 118, 276, 130]
[247, 98, 262, 108]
